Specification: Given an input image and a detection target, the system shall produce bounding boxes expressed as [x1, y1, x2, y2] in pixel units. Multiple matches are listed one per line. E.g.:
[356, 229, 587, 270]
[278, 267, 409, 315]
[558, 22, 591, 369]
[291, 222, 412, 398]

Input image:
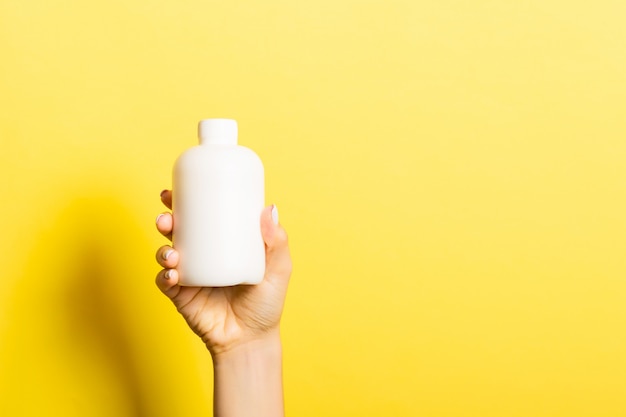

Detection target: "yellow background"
[1, 0, 625, 415]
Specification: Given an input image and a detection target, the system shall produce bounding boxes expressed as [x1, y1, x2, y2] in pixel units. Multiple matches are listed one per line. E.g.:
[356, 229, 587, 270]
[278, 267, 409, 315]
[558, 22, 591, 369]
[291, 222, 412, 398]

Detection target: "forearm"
[212, 330, 284, 417]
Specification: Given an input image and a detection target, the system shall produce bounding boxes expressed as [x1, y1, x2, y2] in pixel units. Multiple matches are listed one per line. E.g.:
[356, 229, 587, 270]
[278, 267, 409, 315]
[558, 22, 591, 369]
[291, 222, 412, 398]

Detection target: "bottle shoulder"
[174, 145, 263, 169]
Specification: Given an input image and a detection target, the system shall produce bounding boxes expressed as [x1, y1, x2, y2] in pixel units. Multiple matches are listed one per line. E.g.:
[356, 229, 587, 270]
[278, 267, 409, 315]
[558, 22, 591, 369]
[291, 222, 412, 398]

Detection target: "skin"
[155, 190, 292, 417]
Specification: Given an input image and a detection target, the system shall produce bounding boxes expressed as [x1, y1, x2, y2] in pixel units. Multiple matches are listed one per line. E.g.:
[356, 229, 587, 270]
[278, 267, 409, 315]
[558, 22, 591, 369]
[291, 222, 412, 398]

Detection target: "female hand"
[155, 190, 292, 356]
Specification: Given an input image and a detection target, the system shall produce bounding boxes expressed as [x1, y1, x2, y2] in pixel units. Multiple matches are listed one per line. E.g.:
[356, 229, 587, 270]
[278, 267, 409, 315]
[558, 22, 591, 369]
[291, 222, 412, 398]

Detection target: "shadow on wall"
[1, 194, 156, 416]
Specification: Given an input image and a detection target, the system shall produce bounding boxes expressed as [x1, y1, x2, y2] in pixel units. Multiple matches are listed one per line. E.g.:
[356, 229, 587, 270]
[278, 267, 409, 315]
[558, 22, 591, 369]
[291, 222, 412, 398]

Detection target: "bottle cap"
[198, 119, 238, 145]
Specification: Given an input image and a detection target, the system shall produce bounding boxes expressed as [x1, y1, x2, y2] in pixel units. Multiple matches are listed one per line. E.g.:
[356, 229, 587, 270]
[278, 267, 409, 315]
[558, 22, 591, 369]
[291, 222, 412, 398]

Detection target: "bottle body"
[172, 135, 265, 286]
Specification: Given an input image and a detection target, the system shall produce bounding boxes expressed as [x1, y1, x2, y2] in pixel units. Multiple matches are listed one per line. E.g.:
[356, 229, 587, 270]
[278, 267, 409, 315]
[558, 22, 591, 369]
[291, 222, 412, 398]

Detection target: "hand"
[155, 190, 292, 356]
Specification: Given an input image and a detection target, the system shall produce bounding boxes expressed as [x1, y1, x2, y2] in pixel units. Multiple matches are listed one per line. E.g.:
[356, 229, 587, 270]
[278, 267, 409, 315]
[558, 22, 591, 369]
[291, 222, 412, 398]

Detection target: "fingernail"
[156, 213, 164, 224]
[160, 189, 167, 198]
[162, 249, 174, 260]
[271, 205, 279, 225]
[164, 269, 174, 280]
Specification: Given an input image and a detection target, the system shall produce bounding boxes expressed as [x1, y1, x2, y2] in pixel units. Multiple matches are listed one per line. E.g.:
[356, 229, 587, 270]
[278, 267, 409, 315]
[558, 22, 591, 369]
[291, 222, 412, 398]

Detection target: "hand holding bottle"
[155, 190, 292, 356]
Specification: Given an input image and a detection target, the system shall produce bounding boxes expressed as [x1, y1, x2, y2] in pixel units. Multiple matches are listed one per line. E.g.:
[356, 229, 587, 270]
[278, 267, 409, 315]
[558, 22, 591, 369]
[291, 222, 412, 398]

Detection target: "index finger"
[160, 189, 172, 210]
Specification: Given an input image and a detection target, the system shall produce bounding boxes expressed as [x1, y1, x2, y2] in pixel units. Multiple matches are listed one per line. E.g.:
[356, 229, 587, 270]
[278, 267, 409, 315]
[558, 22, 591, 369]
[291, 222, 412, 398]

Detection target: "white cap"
[198, 119, 238, 145]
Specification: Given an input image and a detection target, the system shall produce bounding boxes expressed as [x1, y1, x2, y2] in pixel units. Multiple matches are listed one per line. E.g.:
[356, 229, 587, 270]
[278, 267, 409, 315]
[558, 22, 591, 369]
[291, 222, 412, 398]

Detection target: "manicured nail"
[271, 205, 279, 225]
[160, 189, 167, 198]
[156, 213, 164, 224]
[164, 269, 174, 280]
[162, 249, 174, 260]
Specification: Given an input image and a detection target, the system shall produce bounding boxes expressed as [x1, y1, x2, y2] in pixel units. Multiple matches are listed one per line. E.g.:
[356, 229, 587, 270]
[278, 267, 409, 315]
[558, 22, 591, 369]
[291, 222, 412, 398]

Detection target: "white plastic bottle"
[172, 119, 265, 286]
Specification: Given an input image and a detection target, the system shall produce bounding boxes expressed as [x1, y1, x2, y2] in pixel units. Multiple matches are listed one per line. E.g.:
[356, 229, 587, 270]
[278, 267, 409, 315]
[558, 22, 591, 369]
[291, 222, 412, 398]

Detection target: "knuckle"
[276, 228, 289, 245]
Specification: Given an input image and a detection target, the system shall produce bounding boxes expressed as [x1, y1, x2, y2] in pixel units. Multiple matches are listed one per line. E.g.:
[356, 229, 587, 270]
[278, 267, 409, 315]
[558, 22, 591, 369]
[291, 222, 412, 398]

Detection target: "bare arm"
[212, 331, 284, 417]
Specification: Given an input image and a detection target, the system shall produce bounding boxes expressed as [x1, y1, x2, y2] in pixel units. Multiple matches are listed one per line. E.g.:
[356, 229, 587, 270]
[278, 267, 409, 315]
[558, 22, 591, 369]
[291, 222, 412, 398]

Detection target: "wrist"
[211, 329, 282, 365]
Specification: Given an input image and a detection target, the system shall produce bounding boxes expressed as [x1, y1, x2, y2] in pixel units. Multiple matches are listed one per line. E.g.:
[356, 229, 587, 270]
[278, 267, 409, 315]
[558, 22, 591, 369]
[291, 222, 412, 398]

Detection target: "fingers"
[155, 268, 181, 299]
[157, 190, 173, 240]
[156, 189, 180, 299]
[260, 205, 292, 282]
[156, 212, 173, 241]
[160, 189, 172, 210]
[156, 245, 179, 268]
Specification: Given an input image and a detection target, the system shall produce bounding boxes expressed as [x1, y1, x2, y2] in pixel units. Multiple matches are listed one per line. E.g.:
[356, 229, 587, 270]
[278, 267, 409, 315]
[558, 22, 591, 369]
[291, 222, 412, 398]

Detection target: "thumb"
[260, 205, 292, 281]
